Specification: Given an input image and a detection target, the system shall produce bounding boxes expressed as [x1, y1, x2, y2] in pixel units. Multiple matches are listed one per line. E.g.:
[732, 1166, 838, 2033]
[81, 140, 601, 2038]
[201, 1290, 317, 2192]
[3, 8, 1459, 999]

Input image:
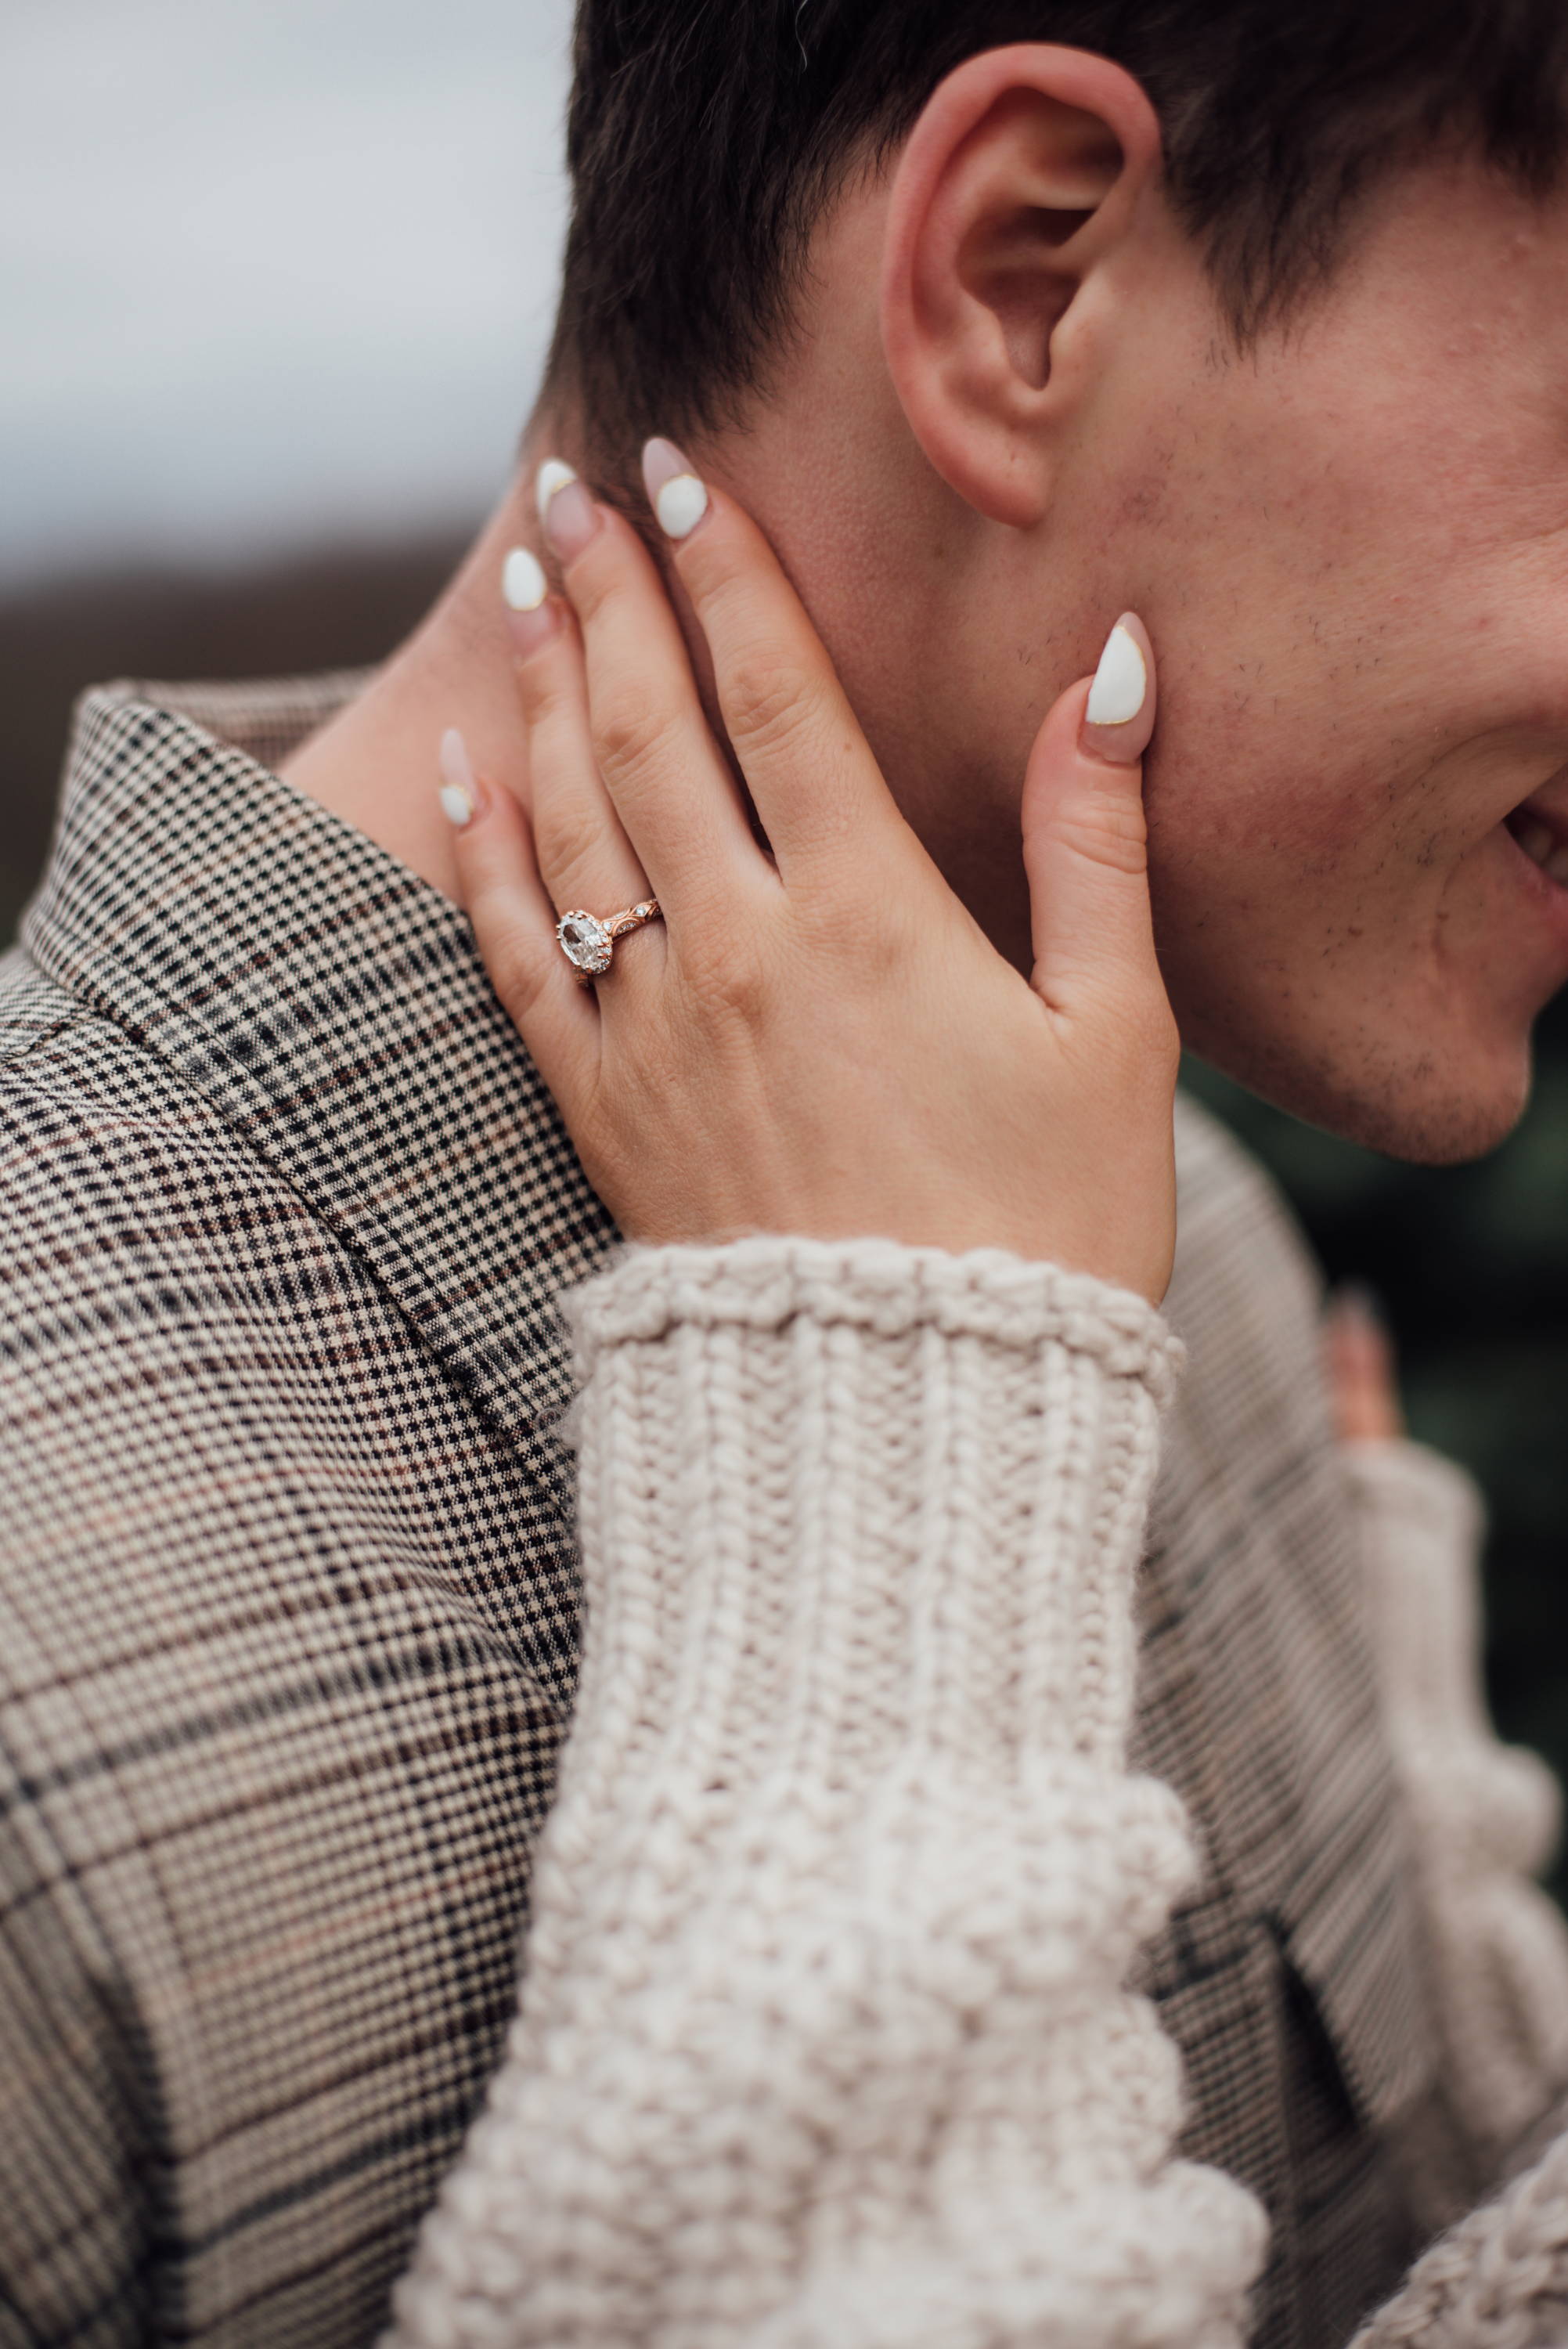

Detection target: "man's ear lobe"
[880, 44, 1161, 529]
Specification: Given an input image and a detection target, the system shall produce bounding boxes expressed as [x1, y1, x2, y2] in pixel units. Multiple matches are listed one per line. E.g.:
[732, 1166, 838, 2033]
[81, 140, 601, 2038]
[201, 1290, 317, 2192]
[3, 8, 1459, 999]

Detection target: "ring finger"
[504, 565, 661, 977]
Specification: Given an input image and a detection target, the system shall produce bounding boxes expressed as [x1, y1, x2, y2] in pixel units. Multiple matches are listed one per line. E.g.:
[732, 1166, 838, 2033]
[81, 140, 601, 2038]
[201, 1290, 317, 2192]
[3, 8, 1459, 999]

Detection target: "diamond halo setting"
[556, 911, 615, 976]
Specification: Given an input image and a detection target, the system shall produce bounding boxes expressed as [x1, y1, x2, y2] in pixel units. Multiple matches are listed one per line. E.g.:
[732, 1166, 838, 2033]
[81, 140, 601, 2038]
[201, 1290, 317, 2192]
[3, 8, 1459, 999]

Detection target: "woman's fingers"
[438, 728, 599, 1107]
[499, 550, 656, 936]
[1019, 614, 1169, 1025]
[637, 438, 922, 890]
[1325, 1286, 1406, 1442]
[442, 478, 1184, 1299]
[538, 473, 768, 904]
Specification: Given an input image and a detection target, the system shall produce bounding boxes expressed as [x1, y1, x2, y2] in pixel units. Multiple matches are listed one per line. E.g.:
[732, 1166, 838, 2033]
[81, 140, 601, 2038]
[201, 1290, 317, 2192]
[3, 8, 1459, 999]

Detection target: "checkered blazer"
[0, 675, 1452, 2348]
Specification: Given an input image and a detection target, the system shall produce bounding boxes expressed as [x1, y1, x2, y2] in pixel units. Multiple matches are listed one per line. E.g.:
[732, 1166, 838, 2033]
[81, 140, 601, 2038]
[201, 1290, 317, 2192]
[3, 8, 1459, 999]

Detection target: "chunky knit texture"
[1351, 2129, 1568, 2349]
[1343, 1442, 1568, 2349]
[1345, 1442, 1568, 2163]
[387, 1245, 1568, 2349]
[384, 1237, 1267, 2347]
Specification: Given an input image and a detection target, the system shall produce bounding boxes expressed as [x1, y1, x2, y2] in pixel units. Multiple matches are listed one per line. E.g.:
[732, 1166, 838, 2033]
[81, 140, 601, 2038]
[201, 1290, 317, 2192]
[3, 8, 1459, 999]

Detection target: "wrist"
[566, 1234, 1183, 1784]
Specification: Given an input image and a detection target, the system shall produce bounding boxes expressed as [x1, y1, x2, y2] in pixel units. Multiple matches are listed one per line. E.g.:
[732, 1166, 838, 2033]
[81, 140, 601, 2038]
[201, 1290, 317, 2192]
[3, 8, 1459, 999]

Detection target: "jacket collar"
[24, 673, 618, 1438]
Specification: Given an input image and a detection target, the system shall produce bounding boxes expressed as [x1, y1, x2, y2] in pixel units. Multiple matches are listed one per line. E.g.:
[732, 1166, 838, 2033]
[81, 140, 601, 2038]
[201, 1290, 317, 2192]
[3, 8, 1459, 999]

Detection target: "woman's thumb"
[1020, 612, 1162, 1015]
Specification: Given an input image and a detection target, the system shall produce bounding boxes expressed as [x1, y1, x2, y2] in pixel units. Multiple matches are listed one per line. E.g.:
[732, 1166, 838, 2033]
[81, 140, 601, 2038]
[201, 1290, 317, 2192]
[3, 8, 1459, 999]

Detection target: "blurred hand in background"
[1326, 1286, 1406, 1445]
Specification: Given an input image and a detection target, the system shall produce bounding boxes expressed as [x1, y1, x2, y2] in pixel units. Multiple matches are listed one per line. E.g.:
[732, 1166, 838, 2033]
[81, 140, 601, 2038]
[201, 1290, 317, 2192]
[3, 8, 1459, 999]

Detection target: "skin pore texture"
[283, 45, 1568, 1167]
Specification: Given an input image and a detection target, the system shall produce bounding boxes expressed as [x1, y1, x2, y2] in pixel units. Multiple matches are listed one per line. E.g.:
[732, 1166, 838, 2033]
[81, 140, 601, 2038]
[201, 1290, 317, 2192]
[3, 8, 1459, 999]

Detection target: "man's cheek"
[1147, 729, 1385, 900]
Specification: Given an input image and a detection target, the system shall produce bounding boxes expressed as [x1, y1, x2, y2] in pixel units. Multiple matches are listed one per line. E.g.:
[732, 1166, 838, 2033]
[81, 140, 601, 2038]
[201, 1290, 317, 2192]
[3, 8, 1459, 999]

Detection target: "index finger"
[640, 438, 925, 888]
[1325, 1285, 1405, 1443]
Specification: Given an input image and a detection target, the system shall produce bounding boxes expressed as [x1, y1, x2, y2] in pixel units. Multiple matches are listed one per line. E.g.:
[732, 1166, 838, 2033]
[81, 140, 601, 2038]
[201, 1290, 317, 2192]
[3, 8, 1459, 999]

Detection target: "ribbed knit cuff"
[384, 1243, 1267, 2349]
[1342, 1436, 1485, 1564]
[1341, 1449, 1568, 2169]
[1345, 1435, 1563, 1874]
[561, 1236, 1182, 1789]
[568, 1234, 1183, 1400]
[1342, 1438, 1488, 1734]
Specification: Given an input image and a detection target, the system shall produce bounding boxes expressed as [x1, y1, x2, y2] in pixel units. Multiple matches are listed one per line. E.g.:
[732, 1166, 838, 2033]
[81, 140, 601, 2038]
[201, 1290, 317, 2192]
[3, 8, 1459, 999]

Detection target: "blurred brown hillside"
[3, 543, 1567, 1898]
[0, 537, 464, 944]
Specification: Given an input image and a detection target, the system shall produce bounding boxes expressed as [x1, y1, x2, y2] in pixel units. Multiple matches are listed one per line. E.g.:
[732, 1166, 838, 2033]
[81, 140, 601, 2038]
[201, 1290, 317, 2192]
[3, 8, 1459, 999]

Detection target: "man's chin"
[1185, 1027, 1534, 1167]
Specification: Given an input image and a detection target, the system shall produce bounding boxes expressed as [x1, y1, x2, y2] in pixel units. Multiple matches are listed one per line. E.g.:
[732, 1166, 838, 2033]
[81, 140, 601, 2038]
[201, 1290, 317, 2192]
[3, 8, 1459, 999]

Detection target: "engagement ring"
[556, 899, 662, 980]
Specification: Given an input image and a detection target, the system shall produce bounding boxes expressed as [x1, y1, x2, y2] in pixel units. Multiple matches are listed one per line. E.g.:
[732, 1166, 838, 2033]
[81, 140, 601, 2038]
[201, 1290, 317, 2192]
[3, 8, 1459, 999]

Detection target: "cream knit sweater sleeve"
[1343, 1439, 1568, 2162]
[383, 1236, 1267, 2349]
[1343, 1439, 1568, 2349]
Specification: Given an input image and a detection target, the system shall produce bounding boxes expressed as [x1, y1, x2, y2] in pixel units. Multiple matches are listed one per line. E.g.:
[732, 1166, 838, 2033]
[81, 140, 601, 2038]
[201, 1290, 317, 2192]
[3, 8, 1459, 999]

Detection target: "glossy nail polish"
[501, 545, 556, 656]
[642, 437, 709, 539]
[1082, 613, 1157, 764]
[543, 478, 600, 564]
[438, 727, 480, 828]
[535, 459, 578, 528]
[502, 546, 546, 612]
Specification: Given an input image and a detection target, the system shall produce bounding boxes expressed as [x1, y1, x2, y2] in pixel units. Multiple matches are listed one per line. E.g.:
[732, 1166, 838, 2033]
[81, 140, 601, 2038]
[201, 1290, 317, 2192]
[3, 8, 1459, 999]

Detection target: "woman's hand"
[442, 441, 1179, 1304]
[1325, 1286, 1407, 1442]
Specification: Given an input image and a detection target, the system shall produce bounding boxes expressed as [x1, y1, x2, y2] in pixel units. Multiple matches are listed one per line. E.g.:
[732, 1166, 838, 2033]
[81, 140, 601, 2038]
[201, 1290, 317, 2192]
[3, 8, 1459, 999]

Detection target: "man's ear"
[880, 45, 1162, 529]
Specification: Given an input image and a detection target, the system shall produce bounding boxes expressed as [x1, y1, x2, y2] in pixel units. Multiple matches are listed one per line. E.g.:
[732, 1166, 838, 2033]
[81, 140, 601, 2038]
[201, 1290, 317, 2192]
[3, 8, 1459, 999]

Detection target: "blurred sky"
[0, 0, 574, 585]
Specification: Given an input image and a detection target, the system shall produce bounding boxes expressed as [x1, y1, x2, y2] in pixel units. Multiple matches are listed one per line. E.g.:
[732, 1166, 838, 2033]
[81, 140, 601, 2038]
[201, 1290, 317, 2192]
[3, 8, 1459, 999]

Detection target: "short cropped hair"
[542, 0, 1568, 474]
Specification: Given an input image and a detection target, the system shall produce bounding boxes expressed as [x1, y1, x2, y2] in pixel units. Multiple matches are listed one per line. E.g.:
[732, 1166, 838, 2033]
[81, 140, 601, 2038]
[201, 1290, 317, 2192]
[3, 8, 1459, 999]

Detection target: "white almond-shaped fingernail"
[502, 545, 547, 612]
[655, 473, 709, 540]
[535, 459, 578, 527]
[439, 727, 475, 827]
[1086, 622, 1148, 725]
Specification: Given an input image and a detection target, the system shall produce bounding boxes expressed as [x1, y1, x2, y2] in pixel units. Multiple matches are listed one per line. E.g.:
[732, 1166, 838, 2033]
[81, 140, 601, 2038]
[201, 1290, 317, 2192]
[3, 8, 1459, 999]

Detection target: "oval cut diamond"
[557, 911, 613, 975]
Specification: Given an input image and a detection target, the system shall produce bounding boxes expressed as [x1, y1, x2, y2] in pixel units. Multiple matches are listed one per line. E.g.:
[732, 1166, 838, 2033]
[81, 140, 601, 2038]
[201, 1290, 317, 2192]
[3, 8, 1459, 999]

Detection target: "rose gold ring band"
[555, 899, 662, 981]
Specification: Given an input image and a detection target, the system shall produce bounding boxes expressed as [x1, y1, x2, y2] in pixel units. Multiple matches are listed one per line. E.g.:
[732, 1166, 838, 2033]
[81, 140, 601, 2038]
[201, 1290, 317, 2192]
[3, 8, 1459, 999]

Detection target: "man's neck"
[279, 422, 1041, 981]
[279, 460, 555, 906]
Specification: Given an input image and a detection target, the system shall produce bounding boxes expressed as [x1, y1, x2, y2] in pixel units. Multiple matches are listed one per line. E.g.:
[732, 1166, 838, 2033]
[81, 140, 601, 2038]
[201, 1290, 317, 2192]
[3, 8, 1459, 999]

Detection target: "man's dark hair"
[542, 0, 1568, 474]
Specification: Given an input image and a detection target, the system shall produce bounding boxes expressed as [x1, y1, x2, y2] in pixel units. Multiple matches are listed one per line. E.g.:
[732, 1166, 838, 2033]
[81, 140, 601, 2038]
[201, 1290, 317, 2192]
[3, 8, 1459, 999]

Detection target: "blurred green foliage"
[2, 548, 1565, 1893]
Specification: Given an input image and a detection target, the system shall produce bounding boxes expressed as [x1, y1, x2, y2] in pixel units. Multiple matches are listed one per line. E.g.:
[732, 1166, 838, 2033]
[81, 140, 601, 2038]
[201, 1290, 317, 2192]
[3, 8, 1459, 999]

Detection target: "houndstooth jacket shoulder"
[0, 672, 1509, 2347]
